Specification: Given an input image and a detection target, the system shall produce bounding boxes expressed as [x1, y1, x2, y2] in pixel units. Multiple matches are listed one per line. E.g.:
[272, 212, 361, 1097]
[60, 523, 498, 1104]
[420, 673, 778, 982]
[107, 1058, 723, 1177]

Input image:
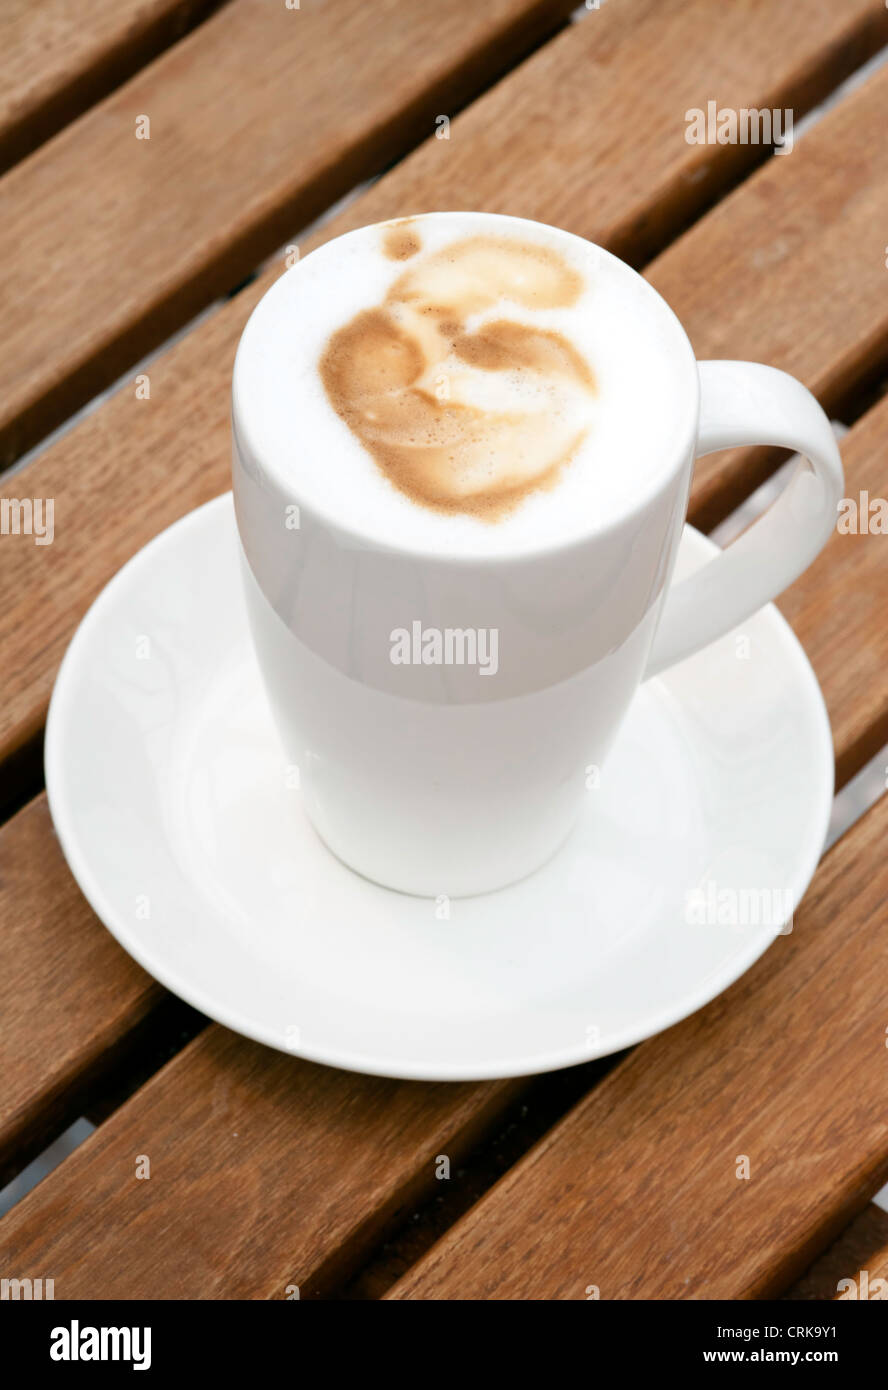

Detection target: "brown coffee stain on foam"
[451, 319, 593, 384]
[319, 234, 596, 520]
[382, 220, 422, 261]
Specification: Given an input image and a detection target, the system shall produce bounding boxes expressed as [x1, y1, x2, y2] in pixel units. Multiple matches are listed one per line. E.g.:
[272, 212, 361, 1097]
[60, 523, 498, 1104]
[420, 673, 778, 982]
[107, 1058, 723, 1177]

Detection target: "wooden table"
[2, 0, 888, 1301]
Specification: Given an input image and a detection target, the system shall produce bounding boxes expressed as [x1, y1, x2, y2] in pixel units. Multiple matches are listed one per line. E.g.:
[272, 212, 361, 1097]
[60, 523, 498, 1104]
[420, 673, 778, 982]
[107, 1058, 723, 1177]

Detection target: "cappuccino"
[233, 212, 696, 555]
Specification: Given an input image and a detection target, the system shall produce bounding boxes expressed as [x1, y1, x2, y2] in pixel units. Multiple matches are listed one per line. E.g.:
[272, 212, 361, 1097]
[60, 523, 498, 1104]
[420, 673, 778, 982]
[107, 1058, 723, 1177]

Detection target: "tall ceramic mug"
[232, 213, 842, 897]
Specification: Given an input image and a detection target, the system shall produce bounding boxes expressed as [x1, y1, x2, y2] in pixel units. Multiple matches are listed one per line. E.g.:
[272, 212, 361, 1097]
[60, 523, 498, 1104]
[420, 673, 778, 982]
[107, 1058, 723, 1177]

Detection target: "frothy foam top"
[233, 213, 697, 556]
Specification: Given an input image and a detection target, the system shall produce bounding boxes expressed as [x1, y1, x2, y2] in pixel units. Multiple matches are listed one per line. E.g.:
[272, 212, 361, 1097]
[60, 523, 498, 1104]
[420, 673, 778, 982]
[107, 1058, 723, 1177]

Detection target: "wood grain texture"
[785, 1204, 888, 1300]
[387, 795, 888, 1300]
[0, 0, 222, 174]
[0, 798, 161, 1186]
[778, 392, 888, 788]
[0, 1026, 521, 1298]
[0, 0, 579, 466]
[3, 0, 887, 774]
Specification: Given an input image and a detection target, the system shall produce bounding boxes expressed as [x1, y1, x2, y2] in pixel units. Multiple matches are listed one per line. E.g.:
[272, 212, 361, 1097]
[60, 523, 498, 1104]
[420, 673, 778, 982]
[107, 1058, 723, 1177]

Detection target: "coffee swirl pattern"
[319, 232, 597, 520]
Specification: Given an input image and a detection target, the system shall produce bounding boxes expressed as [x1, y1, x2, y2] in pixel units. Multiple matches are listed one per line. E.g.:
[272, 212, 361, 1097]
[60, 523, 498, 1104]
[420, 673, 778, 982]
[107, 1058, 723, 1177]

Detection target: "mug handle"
[645, 359, 843, 678]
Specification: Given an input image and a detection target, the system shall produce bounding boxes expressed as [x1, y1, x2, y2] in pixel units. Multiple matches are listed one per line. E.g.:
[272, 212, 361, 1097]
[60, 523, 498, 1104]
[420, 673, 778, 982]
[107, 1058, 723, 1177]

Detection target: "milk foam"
[232, 213, 698, 556]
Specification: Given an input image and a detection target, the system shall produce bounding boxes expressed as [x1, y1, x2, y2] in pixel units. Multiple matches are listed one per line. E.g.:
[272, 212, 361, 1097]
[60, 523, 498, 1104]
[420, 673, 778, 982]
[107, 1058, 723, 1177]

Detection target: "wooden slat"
[0, 1, 222, 175]
[835, 1240, 888, 1299]
[0, 798, 161, 1187]
[785, 1205, 888, 1299]
[0, 1027, 520, 1299]
[3, 0, 888, 775]
[0, 0, 579, 467]
[386, 794, 888, 1299]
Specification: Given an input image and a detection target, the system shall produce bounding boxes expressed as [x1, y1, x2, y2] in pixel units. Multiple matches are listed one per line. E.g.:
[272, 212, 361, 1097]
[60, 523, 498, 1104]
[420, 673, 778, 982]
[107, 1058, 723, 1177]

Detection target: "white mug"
[232, 215, 842, 897]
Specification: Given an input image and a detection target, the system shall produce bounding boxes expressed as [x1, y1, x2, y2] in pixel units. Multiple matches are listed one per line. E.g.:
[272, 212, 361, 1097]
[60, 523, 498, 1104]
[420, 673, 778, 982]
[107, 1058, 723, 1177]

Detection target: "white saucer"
[45, 494, 833, 1081]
